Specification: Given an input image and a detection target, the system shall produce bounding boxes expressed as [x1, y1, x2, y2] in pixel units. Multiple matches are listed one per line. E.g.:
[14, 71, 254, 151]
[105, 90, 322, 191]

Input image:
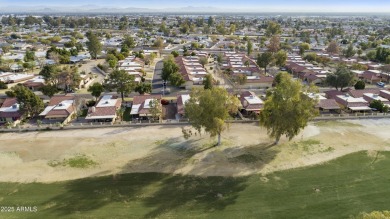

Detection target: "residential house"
[176, 56, 207, 90]
[363, 93, 390, 105]
[239, 75, 274, 89]
[0, 73, 35, 84]
[85, 95, 122, 122]
[0, 98, 22, 125]
[130, 94, 162, 118]
[118, 56, 145, 83]
[335, 94, 371, 112]
[22, 76, 45, 91]
[240, 91, 263, 114]
[39, 95, 76, 124]
[307, 93, 341, 113]
[380, 90, 390, 100]
[348, 88, 381, 98]
[361, 70, 382, 84]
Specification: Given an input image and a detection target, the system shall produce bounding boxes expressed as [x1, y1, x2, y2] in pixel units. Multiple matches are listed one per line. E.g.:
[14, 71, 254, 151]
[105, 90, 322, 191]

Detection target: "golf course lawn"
[1, 151, 389, 219]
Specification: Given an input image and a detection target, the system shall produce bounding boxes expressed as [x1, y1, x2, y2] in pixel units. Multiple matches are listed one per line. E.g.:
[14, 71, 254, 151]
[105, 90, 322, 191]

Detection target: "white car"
[377, 82, 386, 88]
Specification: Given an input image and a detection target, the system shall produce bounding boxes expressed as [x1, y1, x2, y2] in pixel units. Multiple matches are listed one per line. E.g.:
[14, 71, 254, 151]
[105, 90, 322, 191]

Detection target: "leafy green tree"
[229, 24, 236, 35]
[22, 61, 35, 72]
[366, 50, 377, 61]
[184, 87, 240, 146]
[86, 32, 102, 59]
[236, 74, 247, 85]
[207, 16, 214, 27]
[260, 72, 319, 144]
[8, 85, 44, 117]
[135, 82, 152, 94]
[257, 52, 274, 74]
[299, 43, 310, 55]
[369, 100, 389, 113]
[199, 57, 208, 68]
[104, 70, 136, 101]
[266, 21, 281, 37]
[162, 56, 179, 81]
[169, 72, 185, 87]
[1, 45, 10, 54]
[325, 66, 355, 91]
[87, 82, 104, 100]
[216, 53, 223, 64]
[153, 37, 164, 57]
[39, 84, 58, 98]
[148, 99, 162, 121]
[39, 65, 59, 85]
[343, 44, 356, 58]
[203, 74, 213, 89]
[247, 39, 253, 56]
[24, 50, 35, 62]
[274, 50, 288, 67]
[171, 51, 179, 57]
[0, 81, 8, 89]
[244, 60, 250, 67]
[122, 35, 136, 48]
[108, 59, 117, 69]
[351, 63, 368, 71]
[354, 80, 365, 90]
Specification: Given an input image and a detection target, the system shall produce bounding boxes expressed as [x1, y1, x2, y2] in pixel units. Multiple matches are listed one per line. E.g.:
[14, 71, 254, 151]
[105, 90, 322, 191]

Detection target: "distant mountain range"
[0, 5, 222, 14]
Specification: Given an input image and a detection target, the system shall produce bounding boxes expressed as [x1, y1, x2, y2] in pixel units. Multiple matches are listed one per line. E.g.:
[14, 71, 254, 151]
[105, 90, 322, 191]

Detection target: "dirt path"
[0, 120, 389, 183]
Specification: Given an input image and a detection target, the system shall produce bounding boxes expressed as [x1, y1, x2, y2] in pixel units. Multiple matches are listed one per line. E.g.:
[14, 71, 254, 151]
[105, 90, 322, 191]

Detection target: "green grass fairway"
[1, 151, 390, 219]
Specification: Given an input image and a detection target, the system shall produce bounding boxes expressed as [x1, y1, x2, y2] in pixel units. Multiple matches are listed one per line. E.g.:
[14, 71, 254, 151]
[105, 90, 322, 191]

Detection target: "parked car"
[377, 82, 386, 87]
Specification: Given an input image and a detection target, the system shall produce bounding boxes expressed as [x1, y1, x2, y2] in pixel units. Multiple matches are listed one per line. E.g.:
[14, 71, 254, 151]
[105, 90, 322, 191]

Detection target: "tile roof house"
[130, 94, 162, 117]
[240, 91, 263, 114]
[175, 56, 207, 90]
[363, 93, 390, 105]
[239, 75, 274, 89]
[348, 88, 381, 98]
[85, 95, 122, 122]
[335, 94, 371, 111]
[39, 95, 76, 124]
[362, 70, 381, 84]
[0, 98, 22, 125]
[317, 99, 341, 111]
[306, 93, 341, 112]
[380, 90, 390, 100]
[22, 75, 45, 91]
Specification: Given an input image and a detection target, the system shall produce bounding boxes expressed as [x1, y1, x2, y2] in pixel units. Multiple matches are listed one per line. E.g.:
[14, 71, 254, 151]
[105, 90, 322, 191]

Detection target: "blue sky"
[1, 0, 390, 12]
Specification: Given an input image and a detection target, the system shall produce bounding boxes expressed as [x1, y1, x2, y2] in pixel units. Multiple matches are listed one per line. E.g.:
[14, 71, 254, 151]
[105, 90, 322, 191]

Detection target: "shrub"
[0, 81, 8, 89]
[354, 80, 365, 90]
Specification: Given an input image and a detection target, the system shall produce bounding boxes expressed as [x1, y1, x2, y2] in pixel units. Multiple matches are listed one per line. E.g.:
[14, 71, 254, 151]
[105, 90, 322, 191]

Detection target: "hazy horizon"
[1, 0, 390, 13]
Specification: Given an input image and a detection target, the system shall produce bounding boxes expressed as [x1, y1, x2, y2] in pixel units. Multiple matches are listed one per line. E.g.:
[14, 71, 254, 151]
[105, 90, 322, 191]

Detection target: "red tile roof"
[348, 88, 381, 98]
[1, 98, 18, 108]
[318, 99, 341, 110]
[48, 95, 75, 106]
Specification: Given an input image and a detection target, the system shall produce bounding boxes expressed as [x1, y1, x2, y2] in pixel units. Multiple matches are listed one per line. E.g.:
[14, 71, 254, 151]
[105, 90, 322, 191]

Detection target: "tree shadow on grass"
[142, 175, 249, 218]
[42, 172, 166, 217]
[42, 139, 278, 218]
[41, 172, 249, 218]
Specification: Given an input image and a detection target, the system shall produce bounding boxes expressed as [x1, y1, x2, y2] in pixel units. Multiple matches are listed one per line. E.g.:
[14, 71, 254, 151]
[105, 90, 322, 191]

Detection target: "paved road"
[152, 60, 164, 94]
